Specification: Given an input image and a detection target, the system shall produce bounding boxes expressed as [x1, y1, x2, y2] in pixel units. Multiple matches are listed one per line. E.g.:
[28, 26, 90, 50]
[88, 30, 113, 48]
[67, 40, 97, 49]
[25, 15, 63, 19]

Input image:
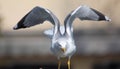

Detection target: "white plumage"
[13, 5, 111, 69]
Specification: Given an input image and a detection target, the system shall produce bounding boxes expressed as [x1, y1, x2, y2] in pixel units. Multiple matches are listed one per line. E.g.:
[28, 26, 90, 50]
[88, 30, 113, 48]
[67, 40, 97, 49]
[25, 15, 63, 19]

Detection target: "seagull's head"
[56, 41, 67, 53]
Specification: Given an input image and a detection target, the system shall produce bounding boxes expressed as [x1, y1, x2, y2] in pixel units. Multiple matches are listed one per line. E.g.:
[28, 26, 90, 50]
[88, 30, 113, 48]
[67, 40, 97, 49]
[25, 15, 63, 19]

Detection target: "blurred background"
[0, 0, 120, 69]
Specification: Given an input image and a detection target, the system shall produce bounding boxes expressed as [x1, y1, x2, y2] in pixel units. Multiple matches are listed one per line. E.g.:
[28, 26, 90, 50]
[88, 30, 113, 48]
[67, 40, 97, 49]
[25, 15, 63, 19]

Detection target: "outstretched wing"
[13, 6, 59, 30]
[64, 5, 111, 35]
[65, 5, 111, 22]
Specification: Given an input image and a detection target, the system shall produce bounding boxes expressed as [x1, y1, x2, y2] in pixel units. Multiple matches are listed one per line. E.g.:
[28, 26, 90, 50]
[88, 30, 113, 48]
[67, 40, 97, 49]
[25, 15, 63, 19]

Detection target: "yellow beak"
[61, 48, 66, 53]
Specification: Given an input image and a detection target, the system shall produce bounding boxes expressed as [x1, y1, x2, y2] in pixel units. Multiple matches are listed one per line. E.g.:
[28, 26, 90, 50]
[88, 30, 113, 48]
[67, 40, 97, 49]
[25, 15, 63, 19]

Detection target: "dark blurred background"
[0, 0, 120, 69]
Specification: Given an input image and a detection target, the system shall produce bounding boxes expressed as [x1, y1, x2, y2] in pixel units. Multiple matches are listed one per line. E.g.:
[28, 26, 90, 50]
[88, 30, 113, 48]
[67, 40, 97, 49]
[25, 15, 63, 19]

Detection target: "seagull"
[13, 5, 111, 69]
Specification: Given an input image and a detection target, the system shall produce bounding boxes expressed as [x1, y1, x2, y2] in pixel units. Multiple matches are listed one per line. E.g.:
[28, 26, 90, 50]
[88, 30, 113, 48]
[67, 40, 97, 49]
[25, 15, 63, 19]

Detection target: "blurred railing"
[0, 28, 120, 57]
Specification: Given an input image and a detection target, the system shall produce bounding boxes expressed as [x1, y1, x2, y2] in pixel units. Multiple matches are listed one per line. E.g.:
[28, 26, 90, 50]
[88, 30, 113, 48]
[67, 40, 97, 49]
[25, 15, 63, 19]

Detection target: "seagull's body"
[51, 33, 76, 58]
[13, 5, 111, 69]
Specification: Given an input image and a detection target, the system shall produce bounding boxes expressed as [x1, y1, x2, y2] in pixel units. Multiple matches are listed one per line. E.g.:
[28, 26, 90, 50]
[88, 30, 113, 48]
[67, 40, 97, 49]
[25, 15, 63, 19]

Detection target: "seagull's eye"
[55, 43, 61, 48]
[58, 45, 61, 48]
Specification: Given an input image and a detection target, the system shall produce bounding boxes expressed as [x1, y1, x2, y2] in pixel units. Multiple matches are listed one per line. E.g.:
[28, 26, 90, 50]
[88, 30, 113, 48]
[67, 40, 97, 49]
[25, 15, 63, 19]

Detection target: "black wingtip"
[13, 25, 19, 30]
[13, 27, 18, 30]
[105, 16, 111, 22]
[13, 24, 27, 30]
[13, 28, 17, 30]
[90, 8, 111, 21]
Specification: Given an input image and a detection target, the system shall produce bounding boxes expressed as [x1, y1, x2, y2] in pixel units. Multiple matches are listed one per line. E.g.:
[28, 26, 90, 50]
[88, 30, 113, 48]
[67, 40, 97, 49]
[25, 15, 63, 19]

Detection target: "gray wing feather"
[76, 6, 100, 20]
[70, 5, 111, 21]
[64, 5, 111, 29]
[13, 6, 58, 30]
